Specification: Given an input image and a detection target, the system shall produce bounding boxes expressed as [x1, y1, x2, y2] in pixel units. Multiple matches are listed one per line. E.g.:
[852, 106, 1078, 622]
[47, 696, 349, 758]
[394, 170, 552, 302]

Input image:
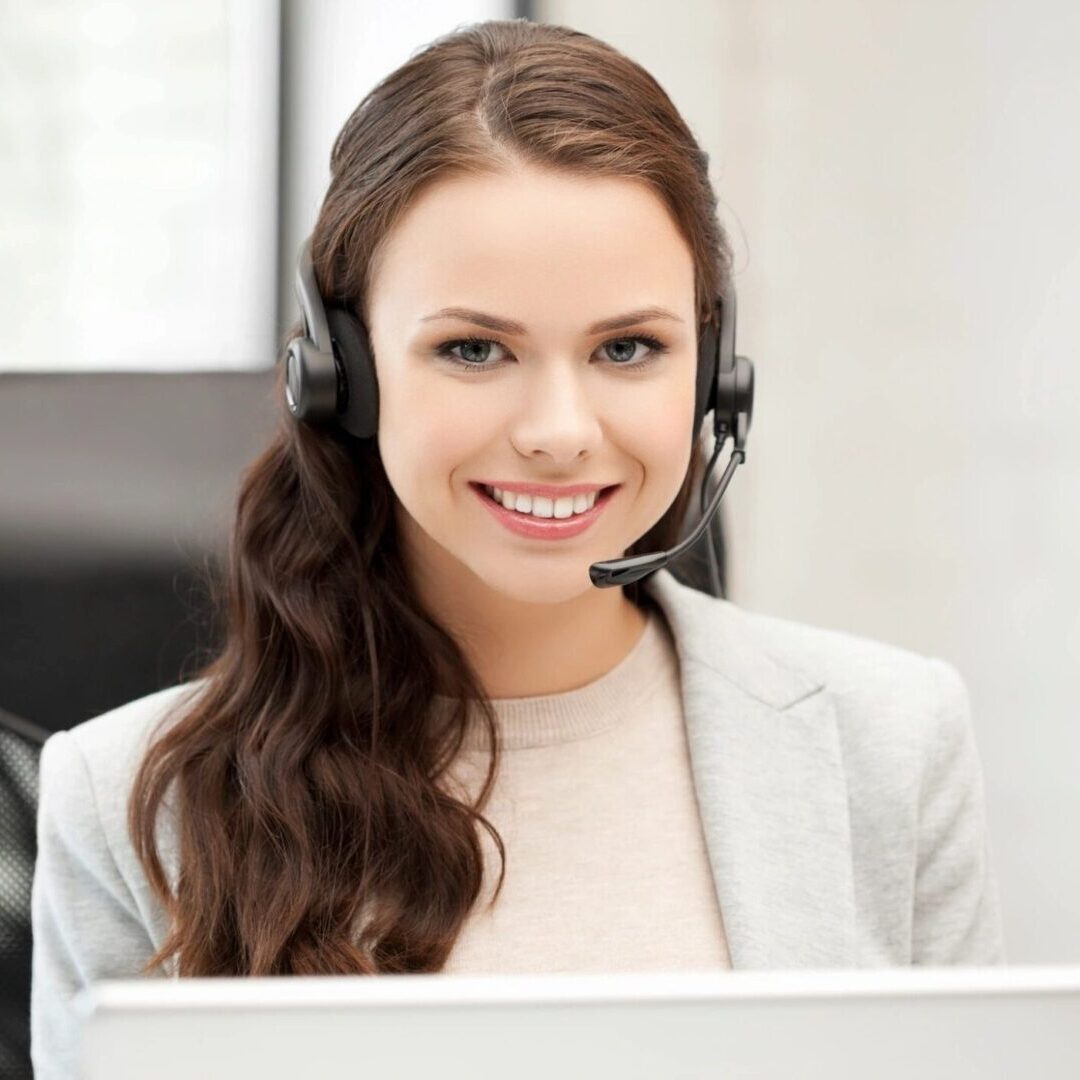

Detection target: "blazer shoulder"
[728, 602, 964, 755]
[61, 678, 208, 777]
[650, 572, 954, 738]
[733, 603, 939, 689]
[39, 680, 210, 884]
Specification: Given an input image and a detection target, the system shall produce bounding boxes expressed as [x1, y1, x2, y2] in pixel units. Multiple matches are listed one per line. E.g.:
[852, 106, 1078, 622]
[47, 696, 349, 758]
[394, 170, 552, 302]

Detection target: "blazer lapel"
[644, 569, 858, 969]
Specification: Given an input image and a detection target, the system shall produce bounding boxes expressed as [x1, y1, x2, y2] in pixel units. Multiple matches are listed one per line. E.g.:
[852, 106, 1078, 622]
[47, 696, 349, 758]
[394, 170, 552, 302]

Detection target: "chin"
[468, 555, 607, 606]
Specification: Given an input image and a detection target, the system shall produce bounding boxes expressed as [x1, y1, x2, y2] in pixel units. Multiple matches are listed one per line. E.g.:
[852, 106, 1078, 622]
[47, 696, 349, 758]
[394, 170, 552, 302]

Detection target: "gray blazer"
[30, 567, 1005, 1078]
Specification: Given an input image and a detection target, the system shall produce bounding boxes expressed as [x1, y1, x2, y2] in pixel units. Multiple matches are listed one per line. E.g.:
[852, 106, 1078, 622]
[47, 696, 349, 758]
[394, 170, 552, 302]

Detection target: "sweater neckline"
[432, 602, 674, 751]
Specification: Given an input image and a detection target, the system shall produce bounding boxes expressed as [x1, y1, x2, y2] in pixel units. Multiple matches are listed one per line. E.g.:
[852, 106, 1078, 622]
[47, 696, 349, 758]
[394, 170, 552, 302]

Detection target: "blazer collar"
[643, 569, 859, 969]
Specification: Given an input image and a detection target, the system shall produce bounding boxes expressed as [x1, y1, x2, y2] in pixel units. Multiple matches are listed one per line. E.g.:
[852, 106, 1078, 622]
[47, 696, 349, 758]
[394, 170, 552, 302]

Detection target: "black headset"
[283, 237, 754, 594]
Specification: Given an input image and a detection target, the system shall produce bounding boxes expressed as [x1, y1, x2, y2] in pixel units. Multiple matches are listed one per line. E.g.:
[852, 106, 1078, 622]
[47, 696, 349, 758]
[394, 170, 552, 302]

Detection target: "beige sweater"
[435, 600, 732, 975]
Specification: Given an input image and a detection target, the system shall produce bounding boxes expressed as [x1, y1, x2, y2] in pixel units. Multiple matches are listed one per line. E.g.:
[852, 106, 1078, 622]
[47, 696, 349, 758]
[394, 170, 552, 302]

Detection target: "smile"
[470, 482, 619, 540]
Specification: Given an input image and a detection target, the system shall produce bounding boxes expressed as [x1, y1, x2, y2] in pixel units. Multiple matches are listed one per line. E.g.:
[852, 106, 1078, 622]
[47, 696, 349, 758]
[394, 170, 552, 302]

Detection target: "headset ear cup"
[325, 307, 379, 440]
[734, 354, 754, 435]
[284, 334, 339, 424]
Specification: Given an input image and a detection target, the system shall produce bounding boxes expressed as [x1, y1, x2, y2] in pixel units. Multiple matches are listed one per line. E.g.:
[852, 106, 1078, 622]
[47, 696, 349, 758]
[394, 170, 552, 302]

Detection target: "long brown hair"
[128, 17, 734, 976]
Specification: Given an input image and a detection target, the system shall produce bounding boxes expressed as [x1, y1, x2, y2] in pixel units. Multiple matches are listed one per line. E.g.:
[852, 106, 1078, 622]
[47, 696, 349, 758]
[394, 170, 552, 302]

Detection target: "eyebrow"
[419, 306, 684, 336]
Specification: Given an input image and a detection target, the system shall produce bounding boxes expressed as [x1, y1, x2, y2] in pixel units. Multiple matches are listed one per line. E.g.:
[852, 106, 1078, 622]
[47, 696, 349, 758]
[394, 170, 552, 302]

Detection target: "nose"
[509, 360, 605, 465]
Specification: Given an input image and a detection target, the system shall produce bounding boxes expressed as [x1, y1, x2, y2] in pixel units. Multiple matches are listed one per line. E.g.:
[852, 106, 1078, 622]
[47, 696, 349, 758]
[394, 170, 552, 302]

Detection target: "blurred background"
[1, 0, 1077, 1010]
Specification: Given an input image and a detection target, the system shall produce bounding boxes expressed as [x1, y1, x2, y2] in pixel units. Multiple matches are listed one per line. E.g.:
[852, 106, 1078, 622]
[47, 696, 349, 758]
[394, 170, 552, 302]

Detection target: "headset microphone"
[283, 237, 754, 597]
[588, 294, 753, 592]
[587, 409, 749, 590]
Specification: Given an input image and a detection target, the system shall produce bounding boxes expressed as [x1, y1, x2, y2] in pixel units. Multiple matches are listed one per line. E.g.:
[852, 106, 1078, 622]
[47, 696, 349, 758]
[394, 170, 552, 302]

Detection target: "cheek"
[378, 387, 487, 504]
[616, 366, 696, 481]
[616, 371, 697, 536]
[644, 420, 694, 512]
[374, 352, 482, 489]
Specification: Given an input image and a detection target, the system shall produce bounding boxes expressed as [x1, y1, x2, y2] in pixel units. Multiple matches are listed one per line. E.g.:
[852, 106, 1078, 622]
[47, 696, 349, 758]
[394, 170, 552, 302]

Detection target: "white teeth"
[485, 485, 599, 518]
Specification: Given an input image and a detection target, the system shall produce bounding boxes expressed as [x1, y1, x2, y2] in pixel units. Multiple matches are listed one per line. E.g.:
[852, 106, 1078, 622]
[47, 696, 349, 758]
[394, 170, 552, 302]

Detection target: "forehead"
[367, 165, 695, 325]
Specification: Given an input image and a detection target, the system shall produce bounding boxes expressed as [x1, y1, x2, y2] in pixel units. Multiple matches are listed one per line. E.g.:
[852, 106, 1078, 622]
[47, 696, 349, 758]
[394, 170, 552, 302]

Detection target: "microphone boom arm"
[588, 410, 748, 589]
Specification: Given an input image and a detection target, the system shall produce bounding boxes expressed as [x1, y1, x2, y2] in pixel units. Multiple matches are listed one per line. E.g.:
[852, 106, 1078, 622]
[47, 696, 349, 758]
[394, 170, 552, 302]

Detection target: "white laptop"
[74, 965, 1080, 1080]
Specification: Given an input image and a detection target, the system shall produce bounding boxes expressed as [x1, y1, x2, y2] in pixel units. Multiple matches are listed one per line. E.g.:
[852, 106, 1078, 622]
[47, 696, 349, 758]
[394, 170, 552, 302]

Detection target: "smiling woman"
[30, 15, 1004, 1079]
[116, 15, 734, 988]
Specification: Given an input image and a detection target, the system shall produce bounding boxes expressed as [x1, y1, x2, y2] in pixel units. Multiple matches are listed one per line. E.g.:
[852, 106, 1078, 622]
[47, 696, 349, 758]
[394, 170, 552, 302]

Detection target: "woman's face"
[364, 162, 698, 607]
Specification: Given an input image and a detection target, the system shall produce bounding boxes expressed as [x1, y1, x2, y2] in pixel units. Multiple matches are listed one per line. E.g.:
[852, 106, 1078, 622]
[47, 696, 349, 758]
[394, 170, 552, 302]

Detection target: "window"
[0, 0, 279, 371]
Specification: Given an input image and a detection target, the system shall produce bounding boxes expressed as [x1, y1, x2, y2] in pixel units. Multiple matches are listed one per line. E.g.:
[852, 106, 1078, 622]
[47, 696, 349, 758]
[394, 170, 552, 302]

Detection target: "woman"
[30, 18, 1004, 1078]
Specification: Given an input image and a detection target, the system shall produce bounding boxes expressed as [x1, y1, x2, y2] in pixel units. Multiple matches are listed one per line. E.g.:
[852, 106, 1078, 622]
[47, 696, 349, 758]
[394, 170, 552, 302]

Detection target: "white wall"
[543, 0, 1080, 964]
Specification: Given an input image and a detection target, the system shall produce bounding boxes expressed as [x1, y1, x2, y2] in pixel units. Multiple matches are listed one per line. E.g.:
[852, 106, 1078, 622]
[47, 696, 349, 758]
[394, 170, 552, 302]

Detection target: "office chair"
[0, 707, 48, 1080]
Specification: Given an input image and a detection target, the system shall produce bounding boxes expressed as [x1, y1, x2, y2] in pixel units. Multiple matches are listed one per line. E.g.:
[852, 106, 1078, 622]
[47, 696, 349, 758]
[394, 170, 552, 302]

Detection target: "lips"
[470, 482, 619, 540]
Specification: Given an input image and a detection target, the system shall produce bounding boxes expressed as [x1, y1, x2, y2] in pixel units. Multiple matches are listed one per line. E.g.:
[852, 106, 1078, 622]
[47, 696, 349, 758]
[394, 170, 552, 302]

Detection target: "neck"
[404, 530, 650, 700]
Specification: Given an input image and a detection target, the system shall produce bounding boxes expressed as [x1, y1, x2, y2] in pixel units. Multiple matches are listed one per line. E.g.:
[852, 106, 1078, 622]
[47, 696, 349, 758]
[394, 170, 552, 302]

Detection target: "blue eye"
[434, 334, 669, 374]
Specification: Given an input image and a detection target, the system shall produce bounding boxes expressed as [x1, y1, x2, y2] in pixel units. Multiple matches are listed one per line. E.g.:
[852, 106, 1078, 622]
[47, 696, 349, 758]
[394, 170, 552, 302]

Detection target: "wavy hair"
[128, 17, 734, 976]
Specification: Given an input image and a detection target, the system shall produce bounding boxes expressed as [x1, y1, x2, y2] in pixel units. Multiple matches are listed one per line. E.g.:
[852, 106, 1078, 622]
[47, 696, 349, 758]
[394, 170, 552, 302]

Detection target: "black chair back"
[0, 708, 47, 1080]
